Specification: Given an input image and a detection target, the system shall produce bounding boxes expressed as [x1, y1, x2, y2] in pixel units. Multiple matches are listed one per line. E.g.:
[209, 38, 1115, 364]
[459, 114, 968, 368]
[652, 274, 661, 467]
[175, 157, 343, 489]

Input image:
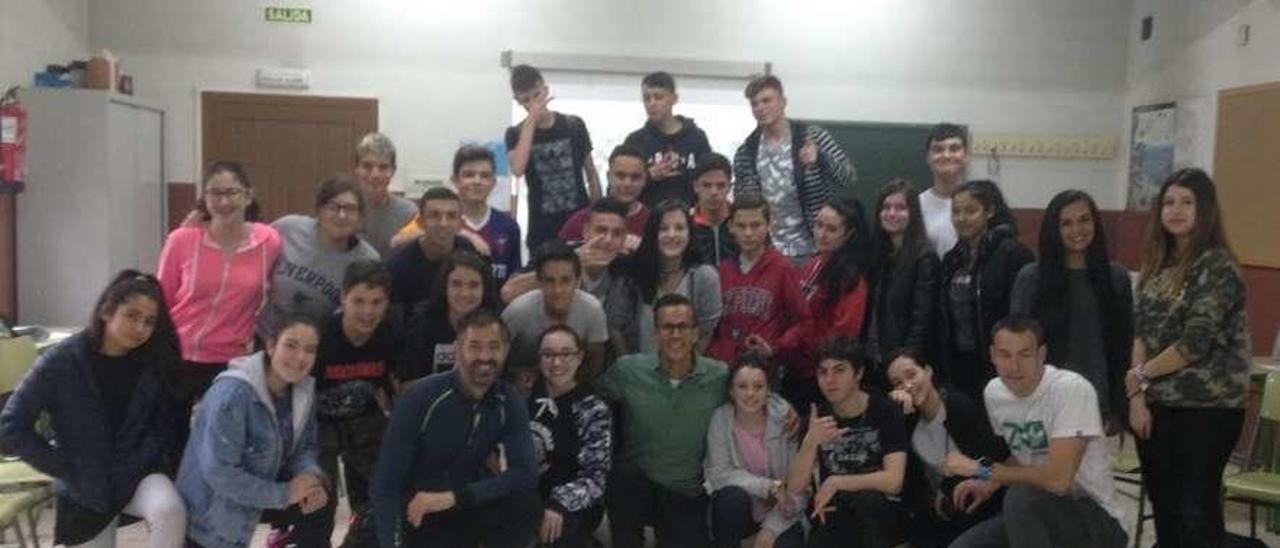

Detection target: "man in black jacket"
[370, 309, 540, 548]
[689, 153, 738, 267]
[623, 71, 711, 208]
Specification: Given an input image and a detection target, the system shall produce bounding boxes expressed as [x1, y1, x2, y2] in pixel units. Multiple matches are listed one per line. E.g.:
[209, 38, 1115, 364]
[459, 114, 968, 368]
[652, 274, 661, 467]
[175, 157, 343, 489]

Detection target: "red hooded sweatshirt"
[797, 253, 869, 379]
[708, 247, 811, 368]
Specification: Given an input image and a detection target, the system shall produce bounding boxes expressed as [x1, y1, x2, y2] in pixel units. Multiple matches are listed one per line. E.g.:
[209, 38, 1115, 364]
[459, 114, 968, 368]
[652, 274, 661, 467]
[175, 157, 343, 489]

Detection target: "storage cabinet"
[16, 89, 164, 326]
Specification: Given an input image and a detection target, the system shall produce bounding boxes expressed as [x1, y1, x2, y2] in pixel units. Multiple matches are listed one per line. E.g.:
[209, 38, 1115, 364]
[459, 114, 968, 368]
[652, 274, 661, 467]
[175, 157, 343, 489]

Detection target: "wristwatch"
[976, 457, 993, 480]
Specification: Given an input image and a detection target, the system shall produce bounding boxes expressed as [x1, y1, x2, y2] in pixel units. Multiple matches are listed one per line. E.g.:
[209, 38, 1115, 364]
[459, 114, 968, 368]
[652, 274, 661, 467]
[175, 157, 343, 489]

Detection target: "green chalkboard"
[800, 120, 963, 212]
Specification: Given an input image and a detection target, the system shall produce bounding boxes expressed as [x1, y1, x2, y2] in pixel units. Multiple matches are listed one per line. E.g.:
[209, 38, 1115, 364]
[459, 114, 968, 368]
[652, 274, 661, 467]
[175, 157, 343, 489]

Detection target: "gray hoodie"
[704, 400, 808, 536]
[176, 352, 321, 548]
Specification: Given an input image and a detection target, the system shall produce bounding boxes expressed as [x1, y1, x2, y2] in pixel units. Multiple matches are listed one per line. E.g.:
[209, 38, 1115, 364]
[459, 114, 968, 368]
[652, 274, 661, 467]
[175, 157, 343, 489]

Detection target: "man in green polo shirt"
[599, 293, 727, 548]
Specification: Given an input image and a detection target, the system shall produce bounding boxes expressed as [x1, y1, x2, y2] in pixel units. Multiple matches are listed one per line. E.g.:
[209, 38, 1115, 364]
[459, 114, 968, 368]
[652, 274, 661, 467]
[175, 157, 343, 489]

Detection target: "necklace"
[660, 268, 686, 295]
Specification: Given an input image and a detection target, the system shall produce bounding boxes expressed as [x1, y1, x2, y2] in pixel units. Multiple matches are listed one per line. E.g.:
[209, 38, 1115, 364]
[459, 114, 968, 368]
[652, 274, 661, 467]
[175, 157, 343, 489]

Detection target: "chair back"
[1261, 372, 1280, 423]
[0, 337, 37, 394]
[1235, 372, 1280, 472]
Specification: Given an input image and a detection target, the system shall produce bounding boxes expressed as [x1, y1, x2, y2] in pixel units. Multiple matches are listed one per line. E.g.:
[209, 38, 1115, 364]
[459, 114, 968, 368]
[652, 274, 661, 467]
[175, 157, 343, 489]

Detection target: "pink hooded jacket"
[157, 223, 281, 364]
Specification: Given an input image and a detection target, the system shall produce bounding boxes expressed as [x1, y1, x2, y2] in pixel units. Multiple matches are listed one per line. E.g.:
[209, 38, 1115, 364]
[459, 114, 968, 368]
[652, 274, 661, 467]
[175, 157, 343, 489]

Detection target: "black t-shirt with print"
[504, 113, 593, 218]
[396, 301, 459, 384]
[817, 392, 909, 479]
[314, 314, 400, 420]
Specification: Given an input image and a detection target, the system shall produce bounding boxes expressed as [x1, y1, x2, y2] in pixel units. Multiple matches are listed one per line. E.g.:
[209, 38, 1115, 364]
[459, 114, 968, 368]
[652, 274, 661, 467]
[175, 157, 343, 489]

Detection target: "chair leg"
[12, 521, 29, 548]
[26, 507, 40, 548]
[1250, 502, 1258, 538]
[1134, 482, 1147, 548]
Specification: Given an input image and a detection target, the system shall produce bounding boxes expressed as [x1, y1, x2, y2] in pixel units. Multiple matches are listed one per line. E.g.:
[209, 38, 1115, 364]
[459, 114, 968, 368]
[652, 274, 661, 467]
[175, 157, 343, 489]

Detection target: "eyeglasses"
[322, 202, 361, 216]
[657, 323, 695, 334]
[205, 187, 245, 200]
[539, 350, 582, 362]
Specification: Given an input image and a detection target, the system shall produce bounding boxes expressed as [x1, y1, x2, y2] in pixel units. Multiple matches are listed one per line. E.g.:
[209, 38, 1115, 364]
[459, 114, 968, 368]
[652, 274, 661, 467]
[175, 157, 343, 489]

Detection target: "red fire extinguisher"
[0, 87, 28, 190]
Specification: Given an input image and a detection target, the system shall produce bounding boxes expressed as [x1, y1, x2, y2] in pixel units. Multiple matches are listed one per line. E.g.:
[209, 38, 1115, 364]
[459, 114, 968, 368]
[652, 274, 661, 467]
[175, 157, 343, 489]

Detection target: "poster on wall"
[1128, 102, 1177, 210]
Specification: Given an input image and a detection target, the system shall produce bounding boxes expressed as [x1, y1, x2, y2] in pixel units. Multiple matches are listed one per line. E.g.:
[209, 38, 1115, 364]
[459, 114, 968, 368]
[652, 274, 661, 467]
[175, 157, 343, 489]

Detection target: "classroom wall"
[0, 0, 91, 90]
[89, 0, 1132, 208]
[1124, 0, 1280, 354]
[0, 0, 91, 322]
[1125, 0, 1280, 172]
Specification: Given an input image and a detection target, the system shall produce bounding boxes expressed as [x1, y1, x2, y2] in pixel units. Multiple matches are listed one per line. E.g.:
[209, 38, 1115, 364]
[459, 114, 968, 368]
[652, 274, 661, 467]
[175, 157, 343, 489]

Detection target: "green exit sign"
[264, 7, 312, 24]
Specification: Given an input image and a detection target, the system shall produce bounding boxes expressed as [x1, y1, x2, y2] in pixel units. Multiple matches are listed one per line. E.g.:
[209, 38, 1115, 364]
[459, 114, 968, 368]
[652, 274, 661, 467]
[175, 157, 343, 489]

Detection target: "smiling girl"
[176, 316, 328, 548]
[1009, 190, 1133, 426]
[0, 271, 187, 547]
[619, 200, 722, 354]
[397, 251, 500, 384]
[1127, 168, 1248, 548]
[868, 180, 940, 368]
[937, 180, 1034, 401]
[704, 354, 806, 548]
[528, 325, 612, 547]
[158, 161, 282, 431]
[259, 176, 379, 338]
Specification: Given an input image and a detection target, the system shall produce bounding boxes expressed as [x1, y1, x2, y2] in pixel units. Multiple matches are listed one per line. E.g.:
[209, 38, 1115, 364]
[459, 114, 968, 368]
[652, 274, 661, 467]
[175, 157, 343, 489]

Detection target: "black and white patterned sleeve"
[811, 125, 856, 188]
[549, 395, 613, 514]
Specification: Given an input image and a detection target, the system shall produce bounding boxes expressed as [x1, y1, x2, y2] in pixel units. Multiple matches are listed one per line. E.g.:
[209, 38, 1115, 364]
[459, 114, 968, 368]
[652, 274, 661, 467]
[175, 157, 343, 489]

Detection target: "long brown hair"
[87, 270, 182, 397]
[1137, 168, 1233, 294]
[872, 179, 929, 271]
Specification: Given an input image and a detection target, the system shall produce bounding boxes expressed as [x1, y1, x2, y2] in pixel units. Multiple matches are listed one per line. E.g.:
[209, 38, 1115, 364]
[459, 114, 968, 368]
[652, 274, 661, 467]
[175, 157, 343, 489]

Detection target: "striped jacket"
[732, 121, 856, 236]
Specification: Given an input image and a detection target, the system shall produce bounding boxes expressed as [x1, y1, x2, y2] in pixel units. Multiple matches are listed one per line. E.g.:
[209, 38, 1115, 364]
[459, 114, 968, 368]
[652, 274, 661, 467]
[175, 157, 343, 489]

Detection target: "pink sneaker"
[265, 526, 295, 548]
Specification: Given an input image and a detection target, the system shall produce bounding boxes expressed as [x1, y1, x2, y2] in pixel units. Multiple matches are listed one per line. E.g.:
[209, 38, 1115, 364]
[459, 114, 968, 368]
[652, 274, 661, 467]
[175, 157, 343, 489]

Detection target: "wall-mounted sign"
[264, 7, 312, 24]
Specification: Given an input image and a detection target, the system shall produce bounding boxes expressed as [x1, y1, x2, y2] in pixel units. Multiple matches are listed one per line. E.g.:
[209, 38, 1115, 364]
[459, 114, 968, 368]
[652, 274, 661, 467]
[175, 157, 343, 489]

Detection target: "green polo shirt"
[598, 353, 729, 495]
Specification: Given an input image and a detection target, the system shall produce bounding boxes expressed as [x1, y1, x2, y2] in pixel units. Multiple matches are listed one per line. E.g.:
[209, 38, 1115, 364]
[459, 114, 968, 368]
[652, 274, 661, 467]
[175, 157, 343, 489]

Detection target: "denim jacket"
[176, 352, 321, 548]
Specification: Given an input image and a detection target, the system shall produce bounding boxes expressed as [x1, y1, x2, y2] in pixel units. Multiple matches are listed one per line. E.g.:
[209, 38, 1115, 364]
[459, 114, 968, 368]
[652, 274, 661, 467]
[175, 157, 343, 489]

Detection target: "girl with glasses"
[258, 175, 379, 339]
[528, 325, 612, 547]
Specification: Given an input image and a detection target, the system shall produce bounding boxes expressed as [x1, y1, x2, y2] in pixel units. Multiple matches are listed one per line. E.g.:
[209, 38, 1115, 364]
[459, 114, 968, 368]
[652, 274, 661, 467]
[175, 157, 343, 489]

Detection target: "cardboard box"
[85, 57, 112, 90]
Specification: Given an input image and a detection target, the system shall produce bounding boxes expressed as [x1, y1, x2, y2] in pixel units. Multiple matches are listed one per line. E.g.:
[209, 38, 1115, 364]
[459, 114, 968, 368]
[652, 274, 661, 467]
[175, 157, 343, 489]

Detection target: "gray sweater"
[704, 400, 807, 536]
[615, 264, 722, 354]
[260, 215, 379, 337]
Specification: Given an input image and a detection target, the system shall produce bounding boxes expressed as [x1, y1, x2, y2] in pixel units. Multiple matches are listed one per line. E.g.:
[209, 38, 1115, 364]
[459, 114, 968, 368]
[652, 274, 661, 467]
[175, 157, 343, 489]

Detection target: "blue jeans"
[709, 486, 804, 548]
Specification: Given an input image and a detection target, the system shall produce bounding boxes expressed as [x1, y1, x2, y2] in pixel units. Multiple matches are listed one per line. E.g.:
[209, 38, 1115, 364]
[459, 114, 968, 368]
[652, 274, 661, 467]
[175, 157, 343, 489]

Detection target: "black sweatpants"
[401, 490, 542, 548]
[317, 411, 388, 547]
[1138, 404, 1244, 548]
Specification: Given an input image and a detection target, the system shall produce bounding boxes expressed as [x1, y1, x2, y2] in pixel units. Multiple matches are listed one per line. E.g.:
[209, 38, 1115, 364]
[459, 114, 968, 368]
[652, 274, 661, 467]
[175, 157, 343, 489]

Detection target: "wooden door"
[202, 92, 377, 221]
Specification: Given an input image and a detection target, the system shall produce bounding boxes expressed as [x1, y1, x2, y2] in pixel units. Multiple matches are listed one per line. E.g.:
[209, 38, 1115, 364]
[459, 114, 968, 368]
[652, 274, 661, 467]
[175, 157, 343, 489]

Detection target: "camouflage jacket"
[1135, 248, 1250, 408]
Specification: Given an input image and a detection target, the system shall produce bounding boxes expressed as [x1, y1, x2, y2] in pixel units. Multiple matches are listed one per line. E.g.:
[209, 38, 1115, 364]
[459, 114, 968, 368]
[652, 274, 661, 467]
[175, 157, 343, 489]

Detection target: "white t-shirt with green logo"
[984, 365, 1122, 521]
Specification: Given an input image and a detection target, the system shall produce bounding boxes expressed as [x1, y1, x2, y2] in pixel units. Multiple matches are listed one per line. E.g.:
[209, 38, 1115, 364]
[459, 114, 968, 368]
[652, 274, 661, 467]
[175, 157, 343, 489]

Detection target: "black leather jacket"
[870, 249, 941, 365]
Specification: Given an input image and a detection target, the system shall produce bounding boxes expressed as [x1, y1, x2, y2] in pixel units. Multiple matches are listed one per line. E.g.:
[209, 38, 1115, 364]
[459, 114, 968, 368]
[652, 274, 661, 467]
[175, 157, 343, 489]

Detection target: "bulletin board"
[1213, 82, 1280, 268]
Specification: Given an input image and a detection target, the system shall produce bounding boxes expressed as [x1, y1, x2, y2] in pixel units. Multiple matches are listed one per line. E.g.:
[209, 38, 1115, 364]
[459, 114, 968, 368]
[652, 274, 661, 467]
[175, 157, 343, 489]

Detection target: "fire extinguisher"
[0, 86, 28, 190]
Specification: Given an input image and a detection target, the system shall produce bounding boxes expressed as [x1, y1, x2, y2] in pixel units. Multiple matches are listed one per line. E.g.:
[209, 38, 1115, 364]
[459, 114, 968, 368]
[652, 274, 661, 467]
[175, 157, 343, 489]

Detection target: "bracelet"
[1133, 362, 1151, 384]
[976, 464, 993, 481]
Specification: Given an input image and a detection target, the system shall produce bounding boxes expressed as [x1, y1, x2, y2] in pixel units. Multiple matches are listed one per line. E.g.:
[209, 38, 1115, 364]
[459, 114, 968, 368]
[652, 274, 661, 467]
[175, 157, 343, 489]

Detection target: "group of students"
[0, 64, 1252, 548]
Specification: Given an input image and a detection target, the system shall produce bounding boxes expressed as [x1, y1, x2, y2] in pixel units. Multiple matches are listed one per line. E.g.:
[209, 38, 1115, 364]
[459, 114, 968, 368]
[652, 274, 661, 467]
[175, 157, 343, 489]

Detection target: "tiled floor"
[16, 442, 1280, 547]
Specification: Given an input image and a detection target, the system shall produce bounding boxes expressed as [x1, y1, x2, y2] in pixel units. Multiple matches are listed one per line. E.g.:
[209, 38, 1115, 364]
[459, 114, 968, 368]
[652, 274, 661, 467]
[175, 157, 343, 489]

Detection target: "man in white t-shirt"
[920, 123, 967, 258]
[945, 315, 1127, 548]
